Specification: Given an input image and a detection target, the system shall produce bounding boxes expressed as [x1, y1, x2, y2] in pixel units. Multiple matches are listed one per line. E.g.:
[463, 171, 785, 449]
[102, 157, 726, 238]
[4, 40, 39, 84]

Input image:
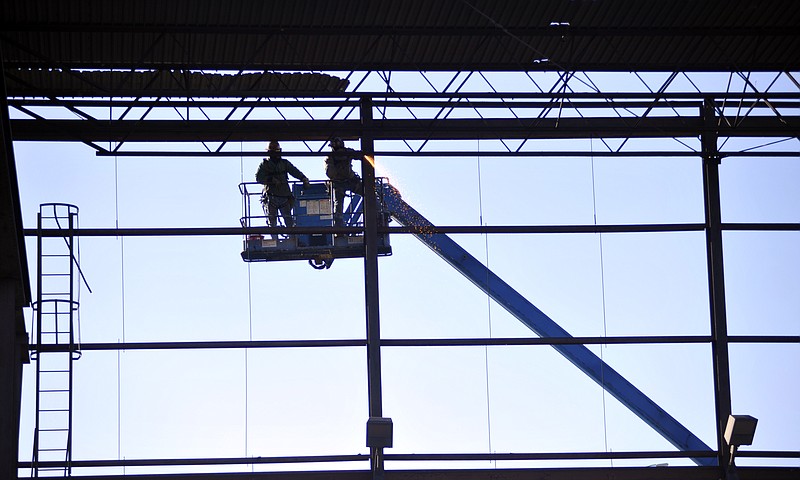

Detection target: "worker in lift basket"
[324, 137, 364, 234]
[255, 140, 310, 240]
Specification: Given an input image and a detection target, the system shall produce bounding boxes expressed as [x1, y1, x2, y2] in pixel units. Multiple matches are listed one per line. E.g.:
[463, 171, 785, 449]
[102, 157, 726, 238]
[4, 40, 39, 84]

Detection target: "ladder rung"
[41, 253, 72, 257]
[40, 370, 70, 373]
[40, 408, 70, 412]
[38, 448, 68, 452]
[39, 428, 69, 432]
[40, 389, 70, 393]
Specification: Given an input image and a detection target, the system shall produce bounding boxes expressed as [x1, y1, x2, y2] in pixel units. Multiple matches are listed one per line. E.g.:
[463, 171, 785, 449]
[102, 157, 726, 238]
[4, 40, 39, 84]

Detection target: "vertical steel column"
[1, 46, 29, 480]
[360, 96, 384, 479]
[0, 280, 21, 480]
[701, 98, 733, 470]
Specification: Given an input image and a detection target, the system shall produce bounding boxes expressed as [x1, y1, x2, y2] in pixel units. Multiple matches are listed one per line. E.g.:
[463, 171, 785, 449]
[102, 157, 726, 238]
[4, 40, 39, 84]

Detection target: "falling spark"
[366, 155, 415, 206]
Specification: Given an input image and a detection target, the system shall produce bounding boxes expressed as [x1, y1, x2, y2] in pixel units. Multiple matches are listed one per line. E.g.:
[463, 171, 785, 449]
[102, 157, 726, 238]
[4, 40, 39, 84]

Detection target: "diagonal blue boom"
[382, 184, 714, 466]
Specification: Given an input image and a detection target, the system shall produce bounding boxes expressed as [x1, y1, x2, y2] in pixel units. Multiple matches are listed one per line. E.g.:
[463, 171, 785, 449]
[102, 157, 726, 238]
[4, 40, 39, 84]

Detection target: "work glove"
[303, 179, 310, 188]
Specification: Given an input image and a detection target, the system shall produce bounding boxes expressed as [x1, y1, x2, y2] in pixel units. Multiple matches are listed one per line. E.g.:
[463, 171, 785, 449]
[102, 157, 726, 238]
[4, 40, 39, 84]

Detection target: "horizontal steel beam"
[10, 92, 800, 100]
[32, 335, 800, 355]
[30, 336, 713, 353]
[19, 450, 717, 469]
[12, 465, 800, 480]
[11, 98, 800, 109]
[34, 339, 366, 351]
[29, 335, 799, 353]
[21, 223, 800, 238]
[90, 150, 800, 158]
[10, 116, 800, 142]
[19, 454, 367, 469]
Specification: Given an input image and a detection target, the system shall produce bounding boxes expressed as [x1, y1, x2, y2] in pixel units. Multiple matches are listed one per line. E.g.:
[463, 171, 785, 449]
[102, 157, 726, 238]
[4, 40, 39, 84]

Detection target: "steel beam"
[87, 151, 800, 158]
[361, 97, 383, 419]
[9, 115, 800, 142]
[701, 98, 734, 471]
[22, 221, 800, 239]
[9, 466, 800, 480]
[382, 185, 716, 465]
[0, 280, 24, 480]
[28, 335, 799, 354]
[0, 46, 30, 480]
[360, 97, 387, 480]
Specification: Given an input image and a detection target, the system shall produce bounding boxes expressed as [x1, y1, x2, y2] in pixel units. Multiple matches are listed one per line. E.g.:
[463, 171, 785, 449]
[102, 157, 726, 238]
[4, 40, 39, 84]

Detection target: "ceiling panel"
[1, 0, 797, 75]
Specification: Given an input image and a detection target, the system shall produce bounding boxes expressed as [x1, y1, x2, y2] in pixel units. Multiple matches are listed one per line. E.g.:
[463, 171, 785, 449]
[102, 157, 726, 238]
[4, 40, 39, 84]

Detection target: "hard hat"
[330, 137, 344, 149]
[267, 140, 281, 152]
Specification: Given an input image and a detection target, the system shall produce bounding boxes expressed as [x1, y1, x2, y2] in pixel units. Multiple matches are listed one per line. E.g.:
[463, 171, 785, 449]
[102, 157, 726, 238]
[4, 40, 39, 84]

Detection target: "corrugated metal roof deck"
[4, 69, 350, 97]
[2, 0, 798, 73]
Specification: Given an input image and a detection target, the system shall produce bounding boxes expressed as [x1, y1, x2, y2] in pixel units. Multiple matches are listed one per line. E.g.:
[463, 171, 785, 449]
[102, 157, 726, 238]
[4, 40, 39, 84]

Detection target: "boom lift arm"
[381, 184, 715, 466]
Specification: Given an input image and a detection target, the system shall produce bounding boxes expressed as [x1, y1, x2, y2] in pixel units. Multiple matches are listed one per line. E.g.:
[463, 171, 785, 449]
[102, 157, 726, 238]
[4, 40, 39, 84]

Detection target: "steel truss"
[15, 69, 800, 479]
[6, 70, 800, 156]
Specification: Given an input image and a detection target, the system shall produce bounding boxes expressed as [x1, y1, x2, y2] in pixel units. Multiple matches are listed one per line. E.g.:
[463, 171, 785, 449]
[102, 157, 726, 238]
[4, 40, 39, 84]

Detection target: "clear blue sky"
[14, 71, 800, 475]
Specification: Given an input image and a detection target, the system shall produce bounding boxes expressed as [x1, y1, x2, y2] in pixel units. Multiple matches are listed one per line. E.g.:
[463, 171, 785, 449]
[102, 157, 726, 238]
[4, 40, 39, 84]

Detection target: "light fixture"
[724, 414, 758, 466]
[366, 417, 393, 448]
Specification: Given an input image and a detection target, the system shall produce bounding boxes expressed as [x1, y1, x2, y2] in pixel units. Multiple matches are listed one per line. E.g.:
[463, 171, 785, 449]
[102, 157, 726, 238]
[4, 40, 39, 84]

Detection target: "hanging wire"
[114, 191, 126, 475]
[476, 138, 495, 466]
[245, 265, 253, 469]
[111, 101, 126, 474]
[590, 137, 612, 466]
[115, 168, 125, 344]
[241, 141, 254, 470]
[116, 343, 122, 473]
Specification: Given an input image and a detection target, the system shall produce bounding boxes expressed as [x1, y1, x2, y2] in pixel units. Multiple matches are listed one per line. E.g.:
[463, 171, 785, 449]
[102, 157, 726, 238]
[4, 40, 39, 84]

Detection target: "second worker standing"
[325, 137, 364, 233]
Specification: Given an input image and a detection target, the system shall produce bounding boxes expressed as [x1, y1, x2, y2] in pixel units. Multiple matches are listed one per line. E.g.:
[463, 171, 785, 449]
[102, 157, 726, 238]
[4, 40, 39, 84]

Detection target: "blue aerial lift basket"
[240, 178, 392, 269]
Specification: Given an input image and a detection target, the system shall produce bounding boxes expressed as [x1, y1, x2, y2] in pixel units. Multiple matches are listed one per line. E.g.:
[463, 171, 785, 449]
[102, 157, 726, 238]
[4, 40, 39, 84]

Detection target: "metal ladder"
[31, 203, 83, 477]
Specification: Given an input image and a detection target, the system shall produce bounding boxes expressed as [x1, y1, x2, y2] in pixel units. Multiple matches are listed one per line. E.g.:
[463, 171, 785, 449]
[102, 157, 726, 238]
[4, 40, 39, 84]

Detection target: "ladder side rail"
[32, 209, 43, 477]
[383, 186, 714, 466]
[66, 350, 74, 475]
[66, 210, 76, 473]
